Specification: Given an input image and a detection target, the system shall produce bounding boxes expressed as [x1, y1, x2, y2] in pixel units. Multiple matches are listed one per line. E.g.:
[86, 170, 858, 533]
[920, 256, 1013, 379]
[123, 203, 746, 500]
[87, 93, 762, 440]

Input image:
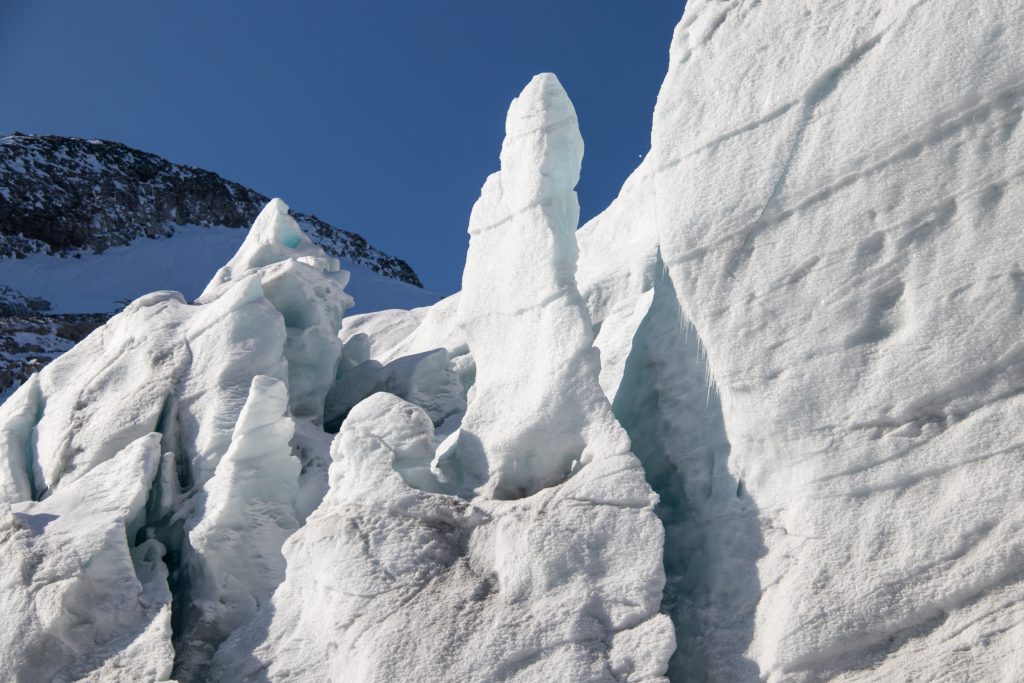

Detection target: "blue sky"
[0, 1, 682, 294]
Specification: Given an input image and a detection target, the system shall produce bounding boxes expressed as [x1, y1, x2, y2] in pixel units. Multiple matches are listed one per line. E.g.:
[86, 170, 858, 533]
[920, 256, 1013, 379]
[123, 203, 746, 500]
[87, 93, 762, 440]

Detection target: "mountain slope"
[0, 132, 421, 287]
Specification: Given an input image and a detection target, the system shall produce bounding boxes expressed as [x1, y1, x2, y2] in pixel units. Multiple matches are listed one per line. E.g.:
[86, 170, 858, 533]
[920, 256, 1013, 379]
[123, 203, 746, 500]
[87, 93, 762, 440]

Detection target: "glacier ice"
[0, 196, 361, 680]
[210, 72, 673, 681]
[3, 1, 1024, 681]
[323, 344, 466, 433]
[0, 433, 172, 682]
[175, 375, 300, 680]
[455, 73, 620, 499]
[200, 199, 353, 425]
[642, 1, 1024, 679]
[212, 387, 671, 681]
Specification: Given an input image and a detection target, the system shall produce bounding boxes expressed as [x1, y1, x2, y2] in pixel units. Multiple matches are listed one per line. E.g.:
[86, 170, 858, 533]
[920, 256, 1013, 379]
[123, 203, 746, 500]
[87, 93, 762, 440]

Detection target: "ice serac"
[644, 0, 1024, 680]
[201, 198, 353, 424]
[457, 72, 611, 498]
[213, 388, 673, 682]
[211, 74, 673, 682]
[175, 375, 299, 681]
[0, 433, 173, 682]
[0, 198, 354, 680]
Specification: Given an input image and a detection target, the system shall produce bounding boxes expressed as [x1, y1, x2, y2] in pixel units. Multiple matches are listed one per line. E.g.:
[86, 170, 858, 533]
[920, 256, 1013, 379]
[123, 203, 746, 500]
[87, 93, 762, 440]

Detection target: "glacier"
[2, 0, 1024, 681]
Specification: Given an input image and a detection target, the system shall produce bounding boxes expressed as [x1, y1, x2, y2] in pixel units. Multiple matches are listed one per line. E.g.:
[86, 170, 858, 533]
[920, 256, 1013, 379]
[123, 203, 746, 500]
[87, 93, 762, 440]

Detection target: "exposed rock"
[0, 133, 422, 287]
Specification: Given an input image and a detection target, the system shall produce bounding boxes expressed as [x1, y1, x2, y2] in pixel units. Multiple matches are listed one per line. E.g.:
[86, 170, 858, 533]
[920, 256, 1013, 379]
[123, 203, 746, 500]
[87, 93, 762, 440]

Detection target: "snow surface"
[0, 222, 436, 315]
[3, 1, 1024, 681]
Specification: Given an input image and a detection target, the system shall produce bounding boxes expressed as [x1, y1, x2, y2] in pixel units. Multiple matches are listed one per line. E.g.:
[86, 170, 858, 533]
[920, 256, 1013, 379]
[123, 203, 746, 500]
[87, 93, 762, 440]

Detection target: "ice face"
[323, 346, 466, 432]
[320, 3, 1024, 678]
[199, 198, 346, 300]
[175, 376, 300, 681]
[201, 199, 353, 425]
[0, 374, 43, 504]
[0, 433, 172, 682]
[0, 200, 354, 681]
[638, 1, 1024, 679]
[211, 390, 672, 682]
[3, 2, 1022, 680]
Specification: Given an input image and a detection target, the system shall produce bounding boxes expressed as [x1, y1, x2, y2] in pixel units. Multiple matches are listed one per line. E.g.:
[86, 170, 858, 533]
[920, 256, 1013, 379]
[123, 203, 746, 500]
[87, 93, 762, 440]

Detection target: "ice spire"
[455, 73, 632, 499]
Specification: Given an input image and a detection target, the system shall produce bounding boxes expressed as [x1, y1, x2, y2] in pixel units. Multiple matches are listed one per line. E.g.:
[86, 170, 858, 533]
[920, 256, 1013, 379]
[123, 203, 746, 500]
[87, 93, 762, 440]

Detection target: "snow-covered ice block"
[210, 391, 672, 682]
[200, 198, 345, 300]
[0, 433, 173, 682]
[642, 0, 1024, 678]
[201, 199, 354, 424]
[324, 347, 466, 432]
[209, 73, 672, 682]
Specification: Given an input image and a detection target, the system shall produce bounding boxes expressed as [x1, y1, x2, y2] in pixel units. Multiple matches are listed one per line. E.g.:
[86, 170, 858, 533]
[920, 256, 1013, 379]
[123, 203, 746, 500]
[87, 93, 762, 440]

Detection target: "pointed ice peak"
[230, 198, 329, 270]
[199, 198, 342, 301]
[230, 374, 292, 448]
[456, 73, 634, 499]
[499, 72, 584, 205]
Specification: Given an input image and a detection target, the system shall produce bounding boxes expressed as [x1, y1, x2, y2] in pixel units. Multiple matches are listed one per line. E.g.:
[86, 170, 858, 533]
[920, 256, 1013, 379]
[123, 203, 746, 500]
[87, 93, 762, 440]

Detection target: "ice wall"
[646, 1, 1024, 679]
[333, 2, 1024, 680]
[3, 2, 1023, 681]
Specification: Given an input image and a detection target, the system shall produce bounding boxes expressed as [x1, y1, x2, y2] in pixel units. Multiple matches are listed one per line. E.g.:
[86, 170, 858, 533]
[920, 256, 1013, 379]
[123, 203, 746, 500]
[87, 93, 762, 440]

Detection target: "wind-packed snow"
[2, 1, 1024, 681]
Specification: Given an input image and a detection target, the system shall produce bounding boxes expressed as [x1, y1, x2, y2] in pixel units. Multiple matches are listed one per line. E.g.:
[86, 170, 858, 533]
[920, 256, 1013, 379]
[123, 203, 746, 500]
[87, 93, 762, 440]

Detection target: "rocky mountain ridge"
[0, 132, 422, 287]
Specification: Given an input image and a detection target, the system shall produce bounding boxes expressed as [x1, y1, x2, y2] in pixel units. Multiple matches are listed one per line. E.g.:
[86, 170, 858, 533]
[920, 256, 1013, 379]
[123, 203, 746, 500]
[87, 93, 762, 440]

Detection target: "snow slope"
[0, 224, 436, 315]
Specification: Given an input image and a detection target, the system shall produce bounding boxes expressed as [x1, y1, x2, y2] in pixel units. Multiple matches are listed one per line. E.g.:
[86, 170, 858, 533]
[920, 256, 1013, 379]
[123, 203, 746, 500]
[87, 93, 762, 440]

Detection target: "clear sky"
[0, 1, 683, 294]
